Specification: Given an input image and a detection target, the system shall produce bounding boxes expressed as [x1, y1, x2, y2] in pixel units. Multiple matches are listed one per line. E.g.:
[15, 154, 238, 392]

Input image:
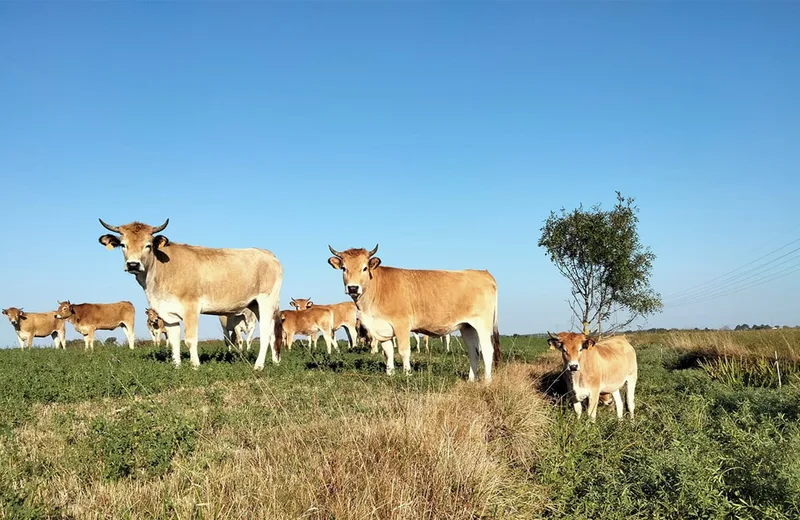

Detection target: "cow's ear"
[547, 338, 560, 350]
[69, 304, 75, 314]
[19, 312, 27, 320]
[368, 257, 381, 270]
[583, 338, 596, 349]
[306, 301, 313, 308]
[328, 257, 342, 270]
[154, 235, 170, 248]
[1, 309, 6, 315]
[99, 234, 120, 249]
[289, 301, 298, 309]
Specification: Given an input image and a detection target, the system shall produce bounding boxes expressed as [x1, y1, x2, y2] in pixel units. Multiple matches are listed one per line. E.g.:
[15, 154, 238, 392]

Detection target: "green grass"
[0, 332, 798, 519]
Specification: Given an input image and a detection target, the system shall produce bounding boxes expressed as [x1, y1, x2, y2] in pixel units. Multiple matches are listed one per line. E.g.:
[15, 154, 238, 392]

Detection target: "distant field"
[1, 331, 799, 519]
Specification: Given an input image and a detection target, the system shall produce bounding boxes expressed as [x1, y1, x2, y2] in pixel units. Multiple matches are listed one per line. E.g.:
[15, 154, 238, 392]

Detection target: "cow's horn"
[328, 245, 343, 257]
[152, 218, 169, 233]
[368, 244, 379, 257]
[547, 331, 558, 339]
[99, 218, 120, 233]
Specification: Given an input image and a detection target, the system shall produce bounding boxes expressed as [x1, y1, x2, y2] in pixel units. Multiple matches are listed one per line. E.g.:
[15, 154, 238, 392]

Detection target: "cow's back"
[369, 267, 497, 332]
[75, 302, 135, 328]
[584, 336, 637, 388]
[24, 312, 63, 336]
[149, 244, 282, 308]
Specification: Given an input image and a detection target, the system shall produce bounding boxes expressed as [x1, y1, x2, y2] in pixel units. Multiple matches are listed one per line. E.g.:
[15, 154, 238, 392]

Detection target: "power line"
[664, 248, 800, 306]
[666, 262, 800, 309]
[663, 236, 800, 300]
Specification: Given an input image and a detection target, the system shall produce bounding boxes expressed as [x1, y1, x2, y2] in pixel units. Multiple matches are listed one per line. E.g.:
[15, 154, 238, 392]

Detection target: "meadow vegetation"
[1, 329, 798, 519]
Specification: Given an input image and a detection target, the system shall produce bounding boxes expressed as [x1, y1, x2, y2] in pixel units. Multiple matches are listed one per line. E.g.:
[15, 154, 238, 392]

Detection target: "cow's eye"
[121, 244, 127, 250]
[145, 244, 152, 251]
[362, 266, 368, 272]
[342, 267, 347, 273]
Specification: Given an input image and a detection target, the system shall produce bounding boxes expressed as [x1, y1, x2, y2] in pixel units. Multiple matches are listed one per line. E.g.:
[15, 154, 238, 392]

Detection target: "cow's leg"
[414, 333, 421, 352]
[460, 326, 481, 382]
[183, 306, 201, 368]
[424, 335, 429, 352]
[370, 337, 379, 354]
[57, 330, 66, 349]
[381, 339, 395, 375]
[443, 334, 450, 353]
[254, 294, 279, 370]
[124, 324, 135, 349]
[322, 329, 335, 355]
[27, 334, 34, 349]
[87, 329, 96, 351]
[587, 390, 601, 422]
[626, 375, 637, 420]
[17, 336, 24, 350]
[245, 324, 255, 352]
[573, 399, 583, 417]
[308, 332, 317, 350]
[612, 389, 624, 419]
[476, 326, 495, 384]
[51, 332, 58, 349]
[165, 323, 182, 367]
[83, 335, 91, 351]
[395, 328, 412, 375]
[343, 325, 355, 350]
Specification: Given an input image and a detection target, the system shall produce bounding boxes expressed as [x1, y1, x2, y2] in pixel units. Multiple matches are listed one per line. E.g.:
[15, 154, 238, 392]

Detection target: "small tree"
[538, 191, 662, 336]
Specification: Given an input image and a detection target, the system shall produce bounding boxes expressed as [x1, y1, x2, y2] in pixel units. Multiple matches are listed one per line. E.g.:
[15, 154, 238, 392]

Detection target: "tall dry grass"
[3, 364, 550, 520]
[629, 328, 800, 363]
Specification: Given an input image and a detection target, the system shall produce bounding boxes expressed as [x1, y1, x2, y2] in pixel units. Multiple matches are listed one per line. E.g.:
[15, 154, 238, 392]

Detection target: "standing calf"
[219, 308, 257, 352]
[547, 331, 637, 421]
[290, 298, 357, 350]
[280, 305, 338, 354]
[145, 308, 168, 346]
[2, 307, 66, 349]
[55, 300, 136, 350]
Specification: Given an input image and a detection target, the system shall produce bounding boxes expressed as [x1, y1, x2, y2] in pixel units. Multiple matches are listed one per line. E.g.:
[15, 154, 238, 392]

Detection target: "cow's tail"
[492, 294, 501, 367]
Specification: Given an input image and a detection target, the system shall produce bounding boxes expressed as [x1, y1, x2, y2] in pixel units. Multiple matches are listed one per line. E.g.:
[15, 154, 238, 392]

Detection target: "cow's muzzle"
[568, 363, 579, 372]
[346, 285, 360, 296]
[126, 262, 143, 273]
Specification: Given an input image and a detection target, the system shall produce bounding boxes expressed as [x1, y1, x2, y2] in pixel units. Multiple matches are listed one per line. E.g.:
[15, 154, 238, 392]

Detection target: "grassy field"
[1, 330, 799, 519]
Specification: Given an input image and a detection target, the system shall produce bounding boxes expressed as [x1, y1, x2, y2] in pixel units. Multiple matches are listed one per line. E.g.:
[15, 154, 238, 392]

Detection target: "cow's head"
[98, 218, 170, 275]
[54, 301, 75, 320]
[547, 331, 596, 372]
[145, 308, 160, 323]
[327, 244, 380, 299]
[2, 307, 26, 327]
[289, 297, 313, 310]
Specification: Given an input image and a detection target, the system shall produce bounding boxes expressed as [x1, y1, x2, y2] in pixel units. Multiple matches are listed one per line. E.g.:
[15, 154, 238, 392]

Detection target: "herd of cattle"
[2, 218, 639, 420]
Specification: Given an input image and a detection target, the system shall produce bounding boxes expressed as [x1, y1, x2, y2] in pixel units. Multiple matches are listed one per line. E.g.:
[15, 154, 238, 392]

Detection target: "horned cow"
[98, 218, 282, 370]
[2, 307, 66, 349]
[55, 300, 135, 350]
[327, 244, 500, 383]
[547, 331, 638, 421]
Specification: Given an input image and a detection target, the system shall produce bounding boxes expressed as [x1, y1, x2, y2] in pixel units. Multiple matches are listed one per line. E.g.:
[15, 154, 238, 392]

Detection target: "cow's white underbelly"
[359, 312, 395, 342]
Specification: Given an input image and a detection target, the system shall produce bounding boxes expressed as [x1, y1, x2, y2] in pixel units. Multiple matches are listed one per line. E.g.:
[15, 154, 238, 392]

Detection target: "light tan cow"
[98, 218, 282, 369]
[55, 300, 135, 350]
[546, 331, 638, 421]
[2, 307, 66, 349]
[279, 306, 338, 354]
[327, 244, 501, 383]
[145, 308, 168, 346]
[290, 298, 358, 350]
[219, 308, 257, 352]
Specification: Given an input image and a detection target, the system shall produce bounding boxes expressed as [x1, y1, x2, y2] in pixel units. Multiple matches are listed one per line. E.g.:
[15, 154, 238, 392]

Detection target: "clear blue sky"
[2, 2, 799, 347]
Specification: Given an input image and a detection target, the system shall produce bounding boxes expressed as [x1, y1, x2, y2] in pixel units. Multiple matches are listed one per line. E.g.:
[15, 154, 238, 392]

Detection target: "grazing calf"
[219, 308, 257, 352]
[145, 308, 168, 346]
[327, 244, 500, 382]
[291, 298, 358, 350]
[55, 300, 136, 351]
[547, 331, 637, 421]
[279, 306, 338, 354]
[2, 307, 66, 349]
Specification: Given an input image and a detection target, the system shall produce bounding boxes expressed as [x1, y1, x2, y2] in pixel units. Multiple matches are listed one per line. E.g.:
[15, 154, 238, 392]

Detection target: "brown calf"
[290, 298, 358, 350]
[55, 300, 136, 351]
[145, 308, 168, 346]
[2, 307, 66, 349]
[279, 306, 338, 354]
[547, 331, 638, 421]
